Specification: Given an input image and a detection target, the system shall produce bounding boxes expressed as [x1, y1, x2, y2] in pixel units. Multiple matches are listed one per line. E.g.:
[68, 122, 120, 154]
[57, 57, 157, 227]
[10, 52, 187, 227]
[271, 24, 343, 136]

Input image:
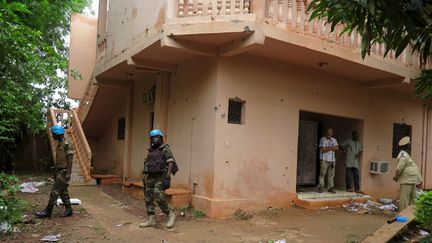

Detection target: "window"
[392, 123, 412, 157]
[228, 98, 245, 124]
[117, 117, 126, 140]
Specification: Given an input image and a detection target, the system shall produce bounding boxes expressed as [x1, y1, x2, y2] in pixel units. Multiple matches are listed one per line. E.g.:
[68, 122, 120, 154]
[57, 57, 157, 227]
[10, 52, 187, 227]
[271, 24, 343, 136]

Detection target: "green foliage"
[0, 173, 28, 231]
[415, 191, 432, 231]
[180, 205, 206, 218]
[308, 0, 432, 99]
[0, 0, 91, 169]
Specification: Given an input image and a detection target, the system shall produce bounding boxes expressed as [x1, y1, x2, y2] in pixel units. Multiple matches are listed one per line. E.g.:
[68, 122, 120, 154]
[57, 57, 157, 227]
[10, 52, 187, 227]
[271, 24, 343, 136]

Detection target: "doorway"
[296, 110, 364, 192]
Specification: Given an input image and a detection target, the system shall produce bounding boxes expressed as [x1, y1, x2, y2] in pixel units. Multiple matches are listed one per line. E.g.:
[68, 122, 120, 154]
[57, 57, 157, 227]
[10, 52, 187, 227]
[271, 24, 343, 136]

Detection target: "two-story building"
[66, 0, 432, 218]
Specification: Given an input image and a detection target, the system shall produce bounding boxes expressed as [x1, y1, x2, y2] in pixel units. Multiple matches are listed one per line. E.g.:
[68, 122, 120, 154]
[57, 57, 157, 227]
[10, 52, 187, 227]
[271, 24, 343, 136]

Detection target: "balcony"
[94, 0, 425, 86]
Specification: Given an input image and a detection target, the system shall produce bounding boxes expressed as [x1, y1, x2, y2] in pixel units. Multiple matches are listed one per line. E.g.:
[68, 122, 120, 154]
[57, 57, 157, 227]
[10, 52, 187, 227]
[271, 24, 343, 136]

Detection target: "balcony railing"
[176, 0, 251, 17]
[263, 0, 427, 69]
[95, 0, 429, 70]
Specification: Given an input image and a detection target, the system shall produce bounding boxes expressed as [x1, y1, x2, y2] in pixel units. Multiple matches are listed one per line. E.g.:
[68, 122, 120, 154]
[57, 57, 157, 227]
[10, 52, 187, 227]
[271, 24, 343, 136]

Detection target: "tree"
[308, 0, 432, 99]
[0, 0, 91, 171]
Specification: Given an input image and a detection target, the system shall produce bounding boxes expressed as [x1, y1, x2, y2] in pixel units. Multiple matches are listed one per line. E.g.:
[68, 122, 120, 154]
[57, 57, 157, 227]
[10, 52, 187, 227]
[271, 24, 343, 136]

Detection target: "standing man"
[393, 136, 423, 211]
[36, 125, 74, 218]
[140, 129, 179, 229]
[318, 128, 339, 194]
[340, 130, 363, 193]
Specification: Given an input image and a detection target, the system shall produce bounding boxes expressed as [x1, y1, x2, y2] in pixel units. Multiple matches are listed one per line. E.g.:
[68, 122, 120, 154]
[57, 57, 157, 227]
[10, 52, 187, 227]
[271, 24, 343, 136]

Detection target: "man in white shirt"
[318, 128, 339, 193]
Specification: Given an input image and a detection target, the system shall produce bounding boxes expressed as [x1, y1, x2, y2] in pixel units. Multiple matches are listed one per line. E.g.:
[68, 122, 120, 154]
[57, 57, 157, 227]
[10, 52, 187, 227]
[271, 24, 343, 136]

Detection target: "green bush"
[0, 173, 27, 232]
[415, 191, 432, 231]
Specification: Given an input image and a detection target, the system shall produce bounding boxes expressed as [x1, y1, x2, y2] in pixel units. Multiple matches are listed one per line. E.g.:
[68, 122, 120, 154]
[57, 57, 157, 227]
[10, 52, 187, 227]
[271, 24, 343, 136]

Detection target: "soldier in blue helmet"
[36, 124, 74, 218]
[140, 129, 179, 229]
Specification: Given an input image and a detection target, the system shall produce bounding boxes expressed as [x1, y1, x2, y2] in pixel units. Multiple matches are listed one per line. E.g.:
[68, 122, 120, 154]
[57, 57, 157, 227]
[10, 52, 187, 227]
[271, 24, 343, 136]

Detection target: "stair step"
[297, 190, 366, 200]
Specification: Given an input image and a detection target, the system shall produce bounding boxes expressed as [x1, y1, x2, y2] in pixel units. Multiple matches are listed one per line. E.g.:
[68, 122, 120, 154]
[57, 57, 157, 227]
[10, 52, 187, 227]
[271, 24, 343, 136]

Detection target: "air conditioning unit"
[370, 160, 389, 174]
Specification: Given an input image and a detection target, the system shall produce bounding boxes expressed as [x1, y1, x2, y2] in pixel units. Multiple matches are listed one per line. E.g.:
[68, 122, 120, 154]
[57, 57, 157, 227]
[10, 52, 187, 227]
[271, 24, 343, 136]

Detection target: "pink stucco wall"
[68, 13, 97, 99]
[212, 54, 428, 206]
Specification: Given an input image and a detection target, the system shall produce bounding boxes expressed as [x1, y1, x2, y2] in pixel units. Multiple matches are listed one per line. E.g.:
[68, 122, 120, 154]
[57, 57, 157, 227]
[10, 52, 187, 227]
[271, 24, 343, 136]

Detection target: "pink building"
[62, 0, 432, 218]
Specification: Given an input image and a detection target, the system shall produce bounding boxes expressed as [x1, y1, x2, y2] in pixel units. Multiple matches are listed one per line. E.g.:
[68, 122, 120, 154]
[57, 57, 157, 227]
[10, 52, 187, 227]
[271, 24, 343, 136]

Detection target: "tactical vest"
[143, 146, 166, 174]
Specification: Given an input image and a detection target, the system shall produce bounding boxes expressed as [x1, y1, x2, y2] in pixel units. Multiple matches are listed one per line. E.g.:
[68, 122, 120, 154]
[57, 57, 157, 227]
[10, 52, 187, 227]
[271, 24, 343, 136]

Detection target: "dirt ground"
[2, 174, 395, 243]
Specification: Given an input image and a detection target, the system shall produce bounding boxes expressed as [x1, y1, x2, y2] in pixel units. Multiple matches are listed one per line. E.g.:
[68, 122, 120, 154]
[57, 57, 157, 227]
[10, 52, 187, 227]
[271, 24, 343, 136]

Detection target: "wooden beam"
[364, 77, 410, 89]
[160, 35, 218, 57]
[362, 205, 415, 243]
[127, 57, 177, 72]
[219, 31, 265, 57]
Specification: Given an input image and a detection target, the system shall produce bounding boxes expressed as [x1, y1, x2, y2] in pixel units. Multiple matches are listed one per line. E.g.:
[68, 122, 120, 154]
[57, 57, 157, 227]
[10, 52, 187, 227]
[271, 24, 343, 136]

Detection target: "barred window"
[117, 117, 126, 140]
[392, 123, 411, 158]
[228, 98, 245, 124]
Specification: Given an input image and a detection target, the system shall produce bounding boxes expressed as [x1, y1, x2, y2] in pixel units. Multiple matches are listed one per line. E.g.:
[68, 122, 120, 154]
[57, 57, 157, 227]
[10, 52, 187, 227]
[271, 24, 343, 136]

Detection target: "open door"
[297, 120, 319, 186]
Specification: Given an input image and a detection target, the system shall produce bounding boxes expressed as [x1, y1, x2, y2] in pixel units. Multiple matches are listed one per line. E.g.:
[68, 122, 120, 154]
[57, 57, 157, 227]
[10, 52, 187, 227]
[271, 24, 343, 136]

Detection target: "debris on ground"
[419, 229, 429, 237]
[343, 200, 397, 214]
[378, 198, 393, 204]
[56, 198, 81, 206]
[233, 208, 253, 220]
[116, 222, 132, 227]
[20, 182, 40, 193]
[40, 234, 61, 242]
[0, 223, 11, 233]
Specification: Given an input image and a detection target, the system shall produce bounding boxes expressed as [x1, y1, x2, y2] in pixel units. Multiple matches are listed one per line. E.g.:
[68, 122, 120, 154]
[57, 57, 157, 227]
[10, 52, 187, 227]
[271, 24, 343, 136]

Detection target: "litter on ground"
[20, 182, 40, 193]
[342, 200, 397, 214]
[419, 229, 430, 237]
[40, 234, 61, 242]
[56, 198, 81, 206]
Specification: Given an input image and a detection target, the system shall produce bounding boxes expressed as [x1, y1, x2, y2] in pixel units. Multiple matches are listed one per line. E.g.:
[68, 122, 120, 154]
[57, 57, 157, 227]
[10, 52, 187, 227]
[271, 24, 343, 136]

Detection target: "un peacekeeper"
[393, 136, 423, 211]
[36, 125, 74, 218]
[140, 129, 179, 228]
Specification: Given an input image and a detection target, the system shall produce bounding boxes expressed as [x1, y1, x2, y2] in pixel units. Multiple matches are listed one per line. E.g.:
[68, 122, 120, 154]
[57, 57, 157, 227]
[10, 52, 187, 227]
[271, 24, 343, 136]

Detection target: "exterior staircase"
[47, 108, 96, 186]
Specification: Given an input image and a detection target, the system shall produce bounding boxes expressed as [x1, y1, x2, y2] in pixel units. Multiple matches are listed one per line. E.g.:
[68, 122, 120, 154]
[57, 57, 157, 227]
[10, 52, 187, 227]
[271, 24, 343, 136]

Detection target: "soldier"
[36, 124, 74, 218]
[393, 136, 423, 211]
[140, 129, 179, 229]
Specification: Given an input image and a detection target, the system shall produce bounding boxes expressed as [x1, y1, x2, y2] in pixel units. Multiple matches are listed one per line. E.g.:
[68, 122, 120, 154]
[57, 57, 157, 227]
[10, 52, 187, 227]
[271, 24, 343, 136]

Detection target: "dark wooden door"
[297, 120, 319, 186]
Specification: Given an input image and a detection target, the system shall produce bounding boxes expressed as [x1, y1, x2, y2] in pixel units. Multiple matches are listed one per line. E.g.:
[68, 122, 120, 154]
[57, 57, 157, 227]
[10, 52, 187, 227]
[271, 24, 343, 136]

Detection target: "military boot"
[166, 211, 176, 228]
[35, 204, 54, 218]
[139, 215, 156, 228]
[62, 204, 73, 217]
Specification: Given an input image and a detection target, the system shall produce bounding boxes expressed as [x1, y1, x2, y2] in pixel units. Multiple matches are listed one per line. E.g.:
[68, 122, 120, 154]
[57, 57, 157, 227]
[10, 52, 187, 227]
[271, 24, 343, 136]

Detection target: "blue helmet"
[51, 124, 65, 135]
[149, 129, 163, 137]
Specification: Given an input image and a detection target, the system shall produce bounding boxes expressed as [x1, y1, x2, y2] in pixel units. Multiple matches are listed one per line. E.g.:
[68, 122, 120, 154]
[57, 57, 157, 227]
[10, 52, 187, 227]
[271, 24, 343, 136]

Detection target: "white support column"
[122, 82, 134, 181]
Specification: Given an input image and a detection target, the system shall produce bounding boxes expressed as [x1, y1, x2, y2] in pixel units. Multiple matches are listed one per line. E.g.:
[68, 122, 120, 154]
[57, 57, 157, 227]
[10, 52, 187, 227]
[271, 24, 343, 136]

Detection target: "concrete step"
[297, 190, 366, 199]
[296, 191, 371, 209]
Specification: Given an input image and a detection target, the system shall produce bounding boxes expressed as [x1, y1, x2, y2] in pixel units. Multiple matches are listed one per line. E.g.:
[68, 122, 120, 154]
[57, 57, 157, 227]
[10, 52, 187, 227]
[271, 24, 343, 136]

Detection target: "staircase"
[47, 108, 96, 186]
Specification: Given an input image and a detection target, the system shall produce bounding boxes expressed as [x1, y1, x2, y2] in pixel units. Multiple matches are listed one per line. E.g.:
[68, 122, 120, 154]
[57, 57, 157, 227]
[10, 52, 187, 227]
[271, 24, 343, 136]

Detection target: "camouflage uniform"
[48, 136, 74, 208]
[143, 144, 177, 215]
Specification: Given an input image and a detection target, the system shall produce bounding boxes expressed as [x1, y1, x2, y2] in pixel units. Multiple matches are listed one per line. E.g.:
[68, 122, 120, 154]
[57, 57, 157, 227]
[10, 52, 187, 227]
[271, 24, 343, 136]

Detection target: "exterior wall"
[102, 0, 167, 63]
[166, 58, 219, 197]
[91, 95, 127, 176]
[68, 13, 97, 99]
[211, 54, 426, 213]
[128, 78, 156, 179]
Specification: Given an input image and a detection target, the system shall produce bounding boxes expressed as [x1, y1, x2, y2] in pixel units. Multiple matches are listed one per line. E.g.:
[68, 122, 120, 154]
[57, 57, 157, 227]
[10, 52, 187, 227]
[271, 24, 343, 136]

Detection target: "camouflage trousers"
[143, 174, 170, 215]
[47, 169, 71, 208]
